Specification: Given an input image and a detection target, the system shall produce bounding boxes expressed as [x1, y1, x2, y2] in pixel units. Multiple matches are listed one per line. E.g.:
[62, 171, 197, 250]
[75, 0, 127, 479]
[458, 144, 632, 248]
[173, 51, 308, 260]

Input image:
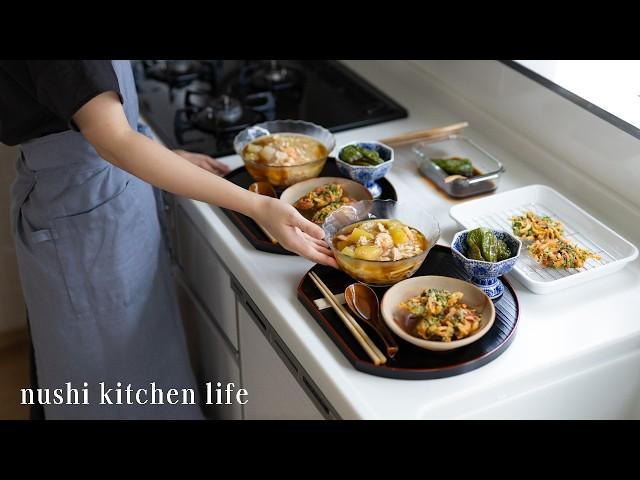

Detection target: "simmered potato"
[389, 226, 409, 246]
[333, 219, 426, 263]
[341, 246, 356, 257]
[259, 146, 276, 162]
[354, 245, 383, 260]
[336, 240, 350, 251]
[347, 227, 373, 244]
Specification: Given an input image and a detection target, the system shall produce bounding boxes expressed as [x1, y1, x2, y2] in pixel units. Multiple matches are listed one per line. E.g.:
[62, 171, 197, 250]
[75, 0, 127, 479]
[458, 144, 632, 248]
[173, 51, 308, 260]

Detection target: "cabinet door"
[238, 301, 325, 420]
[175, 204, 238, 350]
[178, 283, 242, 420]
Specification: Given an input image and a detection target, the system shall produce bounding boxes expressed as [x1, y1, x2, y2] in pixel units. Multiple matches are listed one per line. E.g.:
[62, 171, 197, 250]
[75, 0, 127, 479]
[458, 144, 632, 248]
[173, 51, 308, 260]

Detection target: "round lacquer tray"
[220, 157, 397, 255]
[297, 245, 519, 380]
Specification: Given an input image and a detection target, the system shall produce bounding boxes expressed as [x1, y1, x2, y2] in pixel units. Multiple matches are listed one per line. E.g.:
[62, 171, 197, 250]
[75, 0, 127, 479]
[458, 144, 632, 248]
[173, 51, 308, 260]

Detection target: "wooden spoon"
[443, 174, 468, 184]
[248, 181, 277, 198]
[345, 283, 399, 358]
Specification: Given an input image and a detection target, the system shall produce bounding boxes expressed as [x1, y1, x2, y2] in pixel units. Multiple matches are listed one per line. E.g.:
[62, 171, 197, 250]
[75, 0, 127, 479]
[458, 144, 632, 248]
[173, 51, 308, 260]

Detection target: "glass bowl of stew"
[323, 199, 440, 286]
[233, 120, 336, 190]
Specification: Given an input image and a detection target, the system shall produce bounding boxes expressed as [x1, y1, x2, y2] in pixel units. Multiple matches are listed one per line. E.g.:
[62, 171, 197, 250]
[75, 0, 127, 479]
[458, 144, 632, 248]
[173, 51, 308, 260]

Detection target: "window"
[503, 60, 640, 140]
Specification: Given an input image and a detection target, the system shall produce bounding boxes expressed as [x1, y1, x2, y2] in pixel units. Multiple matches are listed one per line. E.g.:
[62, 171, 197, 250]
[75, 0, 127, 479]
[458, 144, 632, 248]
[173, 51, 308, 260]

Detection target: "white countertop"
[175, 60, 640, 419]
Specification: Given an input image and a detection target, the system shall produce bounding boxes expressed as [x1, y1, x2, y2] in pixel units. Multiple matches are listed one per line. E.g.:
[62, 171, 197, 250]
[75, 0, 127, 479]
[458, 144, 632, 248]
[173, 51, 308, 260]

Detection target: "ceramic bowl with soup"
[323, 199, 440, 286]
[233, 120, 335, 189]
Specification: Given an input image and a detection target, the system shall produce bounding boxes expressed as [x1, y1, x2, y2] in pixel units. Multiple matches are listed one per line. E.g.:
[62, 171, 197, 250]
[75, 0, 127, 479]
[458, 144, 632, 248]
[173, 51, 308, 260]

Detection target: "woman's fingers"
[204, 157, 230, 175]
[197, 158, 217, 174]
[313, 243, 333, 256]
[300, 230, 330, 249]
[197, 155, 229, 176]
[174, 149, 229, 176]
[291, 213, 325, 240]
[286, 229, 337, 268]
[299, 243, 338, 268]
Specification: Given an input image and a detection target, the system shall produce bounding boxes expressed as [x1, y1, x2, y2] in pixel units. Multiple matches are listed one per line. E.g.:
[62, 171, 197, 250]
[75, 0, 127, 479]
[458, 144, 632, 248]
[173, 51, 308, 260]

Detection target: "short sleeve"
[26, 60, 122, 130]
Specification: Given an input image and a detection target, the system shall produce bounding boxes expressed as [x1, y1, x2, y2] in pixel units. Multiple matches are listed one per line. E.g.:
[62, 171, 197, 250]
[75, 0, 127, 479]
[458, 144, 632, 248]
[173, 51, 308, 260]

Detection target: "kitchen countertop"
[172, 60, 640, 419]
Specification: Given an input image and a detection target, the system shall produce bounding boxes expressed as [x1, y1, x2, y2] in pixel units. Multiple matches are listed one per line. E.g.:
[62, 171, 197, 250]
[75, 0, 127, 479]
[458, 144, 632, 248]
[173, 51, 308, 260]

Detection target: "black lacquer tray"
[221, 157, 397, 254]
[297, 245, 519, 379]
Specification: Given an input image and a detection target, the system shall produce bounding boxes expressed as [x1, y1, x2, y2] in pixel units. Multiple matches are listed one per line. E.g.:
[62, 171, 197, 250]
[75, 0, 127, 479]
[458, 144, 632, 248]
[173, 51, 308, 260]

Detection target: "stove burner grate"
[174, 91, 276, 145]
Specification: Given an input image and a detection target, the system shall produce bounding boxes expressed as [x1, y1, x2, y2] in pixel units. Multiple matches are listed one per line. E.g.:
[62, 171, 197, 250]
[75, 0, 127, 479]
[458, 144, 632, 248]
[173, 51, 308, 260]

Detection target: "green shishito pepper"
[340, 145, 384, 166]
[496, 240, 511, 261]
[431, 157, 474, 177]
[466, 227, 512, 262]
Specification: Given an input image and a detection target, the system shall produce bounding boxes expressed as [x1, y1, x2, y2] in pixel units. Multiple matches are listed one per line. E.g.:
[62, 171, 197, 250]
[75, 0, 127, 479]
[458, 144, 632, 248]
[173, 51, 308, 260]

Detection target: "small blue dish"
[335, 141, 394, 198]
[451, 229, 522, 300]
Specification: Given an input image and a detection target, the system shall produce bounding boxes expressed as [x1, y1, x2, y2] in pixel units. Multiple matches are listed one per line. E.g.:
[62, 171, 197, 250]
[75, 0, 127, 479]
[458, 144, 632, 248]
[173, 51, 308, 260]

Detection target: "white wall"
[0, 144, 26, 333]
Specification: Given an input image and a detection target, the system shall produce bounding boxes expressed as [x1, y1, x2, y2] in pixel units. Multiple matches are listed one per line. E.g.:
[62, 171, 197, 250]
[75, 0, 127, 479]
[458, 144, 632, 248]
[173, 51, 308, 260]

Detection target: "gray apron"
[10, 60, 204, 419]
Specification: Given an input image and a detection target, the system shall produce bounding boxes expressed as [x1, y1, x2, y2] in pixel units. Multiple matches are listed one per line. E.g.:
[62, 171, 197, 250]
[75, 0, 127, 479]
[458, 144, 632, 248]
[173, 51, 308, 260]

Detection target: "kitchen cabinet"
[237, 299, 327, 420]
[174, 204, 238, 350]
[177, 281, 242, 420]
[172, 201, 337, 419]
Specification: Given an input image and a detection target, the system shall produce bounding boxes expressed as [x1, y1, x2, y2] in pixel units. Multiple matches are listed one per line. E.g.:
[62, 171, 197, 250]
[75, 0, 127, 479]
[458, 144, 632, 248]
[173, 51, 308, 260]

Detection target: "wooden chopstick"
[309, 272, 386, 366]
[309, 272, 385, 365]
[256, 222, 278, 244]
[379, 121, 469, 147]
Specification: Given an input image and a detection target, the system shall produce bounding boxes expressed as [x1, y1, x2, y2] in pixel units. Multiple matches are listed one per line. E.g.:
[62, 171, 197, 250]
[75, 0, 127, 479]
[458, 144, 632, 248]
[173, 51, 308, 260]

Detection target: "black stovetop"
[133, 60, 408, 158]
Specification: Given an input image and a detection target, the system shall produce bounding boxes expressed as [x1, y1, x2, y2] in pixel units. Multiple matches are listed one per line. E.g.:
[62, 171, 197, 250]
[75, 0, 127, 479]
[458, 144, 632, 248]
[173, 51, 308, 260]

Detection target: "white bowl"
[279, 177, 372, 207]
[380, 275, 495, 351]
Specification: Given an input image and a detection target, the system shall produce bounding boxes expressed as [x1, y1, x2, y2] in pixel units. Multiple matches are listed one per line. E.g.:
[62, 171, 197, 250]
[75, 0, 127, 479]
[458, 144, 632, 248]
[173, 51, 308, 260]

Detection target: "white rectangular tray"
[449, 184, 638, 294]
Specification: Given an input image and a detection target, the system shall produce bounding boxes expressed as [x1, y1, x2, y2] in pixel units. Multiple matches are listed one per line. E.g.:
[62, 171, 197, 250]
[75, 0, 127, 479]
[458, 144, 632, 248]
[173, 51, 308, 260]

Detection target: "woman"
[0, 60, 337, 420]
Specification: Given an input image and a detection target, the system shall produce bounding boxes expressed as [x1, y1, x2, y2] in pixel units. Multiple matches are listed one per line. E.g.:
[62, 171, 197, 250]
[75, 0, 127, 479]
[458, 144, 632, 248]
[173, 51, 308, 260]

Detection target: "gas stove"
[133, 60, 408, 158]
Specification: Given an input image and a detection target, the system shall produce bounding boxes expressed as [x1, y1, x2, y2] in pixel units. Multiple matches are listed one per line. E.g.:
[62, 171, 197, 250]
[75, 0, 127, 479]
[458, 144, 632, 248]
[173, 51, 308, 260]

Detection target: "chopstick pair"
[309, 271, 386, 366]
[256, 222, 278, 244]
[379, 121, 469, 147]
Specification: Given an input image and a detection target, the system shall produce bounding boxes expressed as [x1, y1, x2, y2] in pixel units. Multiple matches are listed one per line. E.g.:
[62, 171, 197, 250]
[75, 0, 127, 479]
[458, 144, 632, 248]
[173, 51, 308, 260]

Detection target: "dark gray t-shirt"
[0, 60, 122, 146]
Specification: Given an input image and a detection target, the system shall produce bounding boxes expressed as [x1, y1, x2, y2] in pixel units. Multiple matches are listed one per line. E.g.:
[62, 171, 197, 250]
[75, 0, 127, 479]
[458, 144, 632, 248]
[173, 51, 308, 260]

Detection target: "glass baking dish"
[413, 134, 505, 198]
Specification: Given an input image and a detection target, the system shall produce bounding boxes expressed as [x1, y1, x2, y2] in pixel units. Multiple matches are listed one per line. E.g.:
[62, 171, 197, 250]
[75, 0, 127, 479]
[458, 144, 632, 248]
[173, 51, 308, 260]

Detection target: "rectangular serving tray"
[449, 184, 639, 294]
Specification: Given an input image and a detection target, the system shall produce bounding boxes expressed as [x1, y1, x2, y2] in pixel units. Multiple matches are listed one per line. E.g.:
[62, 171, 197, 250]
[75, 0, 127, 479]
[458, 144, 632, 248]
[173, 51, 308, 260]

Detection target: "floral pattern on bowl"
[451, 229, 522, 300]
[335, 141, 394, 198]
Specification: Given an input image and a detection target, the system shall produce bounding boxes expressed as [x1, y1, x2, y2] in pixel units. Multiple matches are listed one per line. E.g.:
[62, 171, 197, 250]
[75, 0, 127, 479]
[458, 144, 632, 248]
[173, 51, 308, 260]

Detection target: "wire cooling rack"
[473, 203, 613, 282]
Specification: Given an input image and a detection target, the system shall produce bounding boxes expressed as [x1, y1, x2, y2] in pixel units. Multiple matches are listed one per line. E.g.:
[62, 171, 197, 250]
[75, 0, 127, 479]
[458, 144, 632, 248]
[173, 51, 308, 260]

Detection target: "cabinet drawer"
[178, 282, 242, 420]
[175, 205, 238, 350]
[238, 301, 325, 420]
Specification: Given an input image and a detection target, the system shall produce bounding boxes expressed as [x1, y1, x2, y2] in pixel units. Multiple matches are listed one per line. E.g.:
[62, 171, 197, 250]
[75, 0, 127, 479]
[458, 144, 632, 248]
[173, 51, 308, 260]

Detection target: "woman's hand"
[252, 196, 338, 268]
[173, 149, 230, 176]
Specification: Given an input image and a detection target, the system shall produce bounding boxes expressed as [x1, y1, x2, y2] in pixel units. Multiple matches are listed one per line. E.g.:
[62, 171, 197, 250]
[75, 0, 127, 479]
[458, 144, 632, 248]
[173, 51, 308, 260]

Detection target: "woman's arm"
[73, 91, 337, 267]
